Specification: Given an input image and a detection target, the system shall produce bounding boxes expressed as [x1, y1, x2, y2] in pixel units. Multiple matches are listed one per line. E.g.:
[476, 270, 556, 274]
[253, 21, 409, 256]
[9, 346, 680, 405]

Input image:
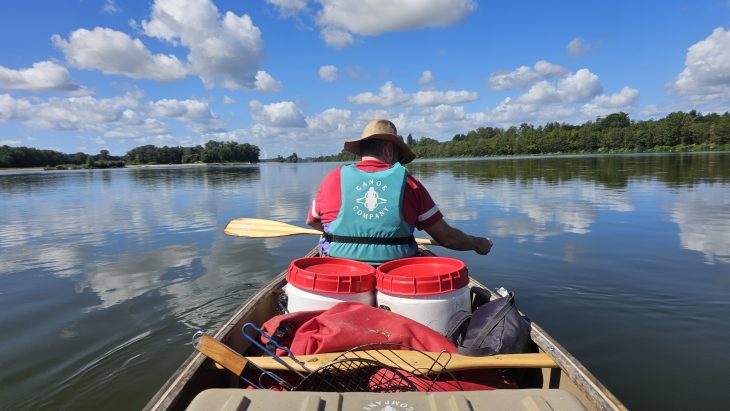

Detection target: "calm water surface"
[1, 153, 729, 410]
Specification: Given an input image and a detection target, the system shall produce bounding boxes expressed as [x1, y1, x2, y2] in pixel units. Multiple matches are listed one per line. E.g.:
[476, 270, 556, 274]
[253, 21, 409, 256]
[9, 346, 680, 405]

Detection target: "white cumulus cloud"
[0, 94, 31, 123]
[149, 99, 213, 120]
[489, 66, 541, 91]
[567, 37, 592, 58]
[0, 61, 78, 92]
[265, 0, 307, 15]
[103, 0, 121, 14]
[0, 92, 228, 141]
[558, 69, 603, 102]
[348, 81, 478, 107]
[142, 0, 273, 90]
[534, 60, 568, 77]
[269, 0, 476, 48]
[591, 86, 640, 108]
[12, 94, 140, 131]
[148, 98, 225, 133]
[52, 27, 187, 81]
[412, 90, 479, 106]
[417, 70, 435, 84]
[254, 71, 283, 92]
[517, 69, 602, 104]
[348, 81, 410, 106]
[320, 26, 354, 49]
[103, 116, 171, 140]
[306, 108, 353, 132]
[249, 100, 307, 127]
[670, 27, 730, 103]
[488, 60, 566, 90]
[316, 0, 477, 36]
[319, 65, 338, 82]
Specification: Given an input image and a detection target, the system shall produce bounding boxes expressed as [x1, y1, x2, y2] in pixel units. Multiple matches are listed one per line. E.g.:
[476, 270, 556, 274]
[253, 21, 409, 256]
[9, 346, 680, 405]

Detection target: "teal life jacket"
[325, 163, 416, 265]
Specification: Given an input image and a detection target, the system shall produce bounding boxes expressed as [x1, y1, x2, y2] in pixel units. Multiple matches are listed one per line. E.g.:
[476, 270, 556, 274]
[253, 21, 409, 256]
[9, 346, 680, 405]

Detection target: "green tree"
[711, 114, 730, 144]
[286, 152, 299, 163]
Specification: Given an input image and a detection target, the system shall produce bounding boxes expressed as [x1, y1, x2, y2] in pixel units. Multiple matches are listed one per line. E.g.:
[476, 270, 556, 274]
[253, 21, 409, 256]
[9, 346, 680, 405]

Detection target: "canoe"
[144, 246, 626, 411]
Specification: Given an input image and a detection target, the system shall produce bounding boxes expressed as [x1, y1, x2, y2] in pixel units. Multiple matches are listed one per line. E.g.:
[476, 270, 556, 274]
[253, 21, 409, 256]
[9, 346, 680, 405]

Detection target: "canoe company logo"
[362, 399, 415, 411]
[353, 179, 390, 220]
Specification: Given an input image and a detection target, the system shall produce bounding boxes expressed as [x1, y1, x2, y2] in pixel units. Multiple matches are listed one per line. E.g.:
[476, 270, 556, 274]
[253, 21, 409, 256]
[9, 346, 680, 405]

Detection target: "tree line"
[313, 111, 730, 161]
[262, 152, 300, 163]
[0, 140, 260, 169]
[125, 141, 259, 164]
[3, 111, 729, 169]
[0, 147, 125, 169]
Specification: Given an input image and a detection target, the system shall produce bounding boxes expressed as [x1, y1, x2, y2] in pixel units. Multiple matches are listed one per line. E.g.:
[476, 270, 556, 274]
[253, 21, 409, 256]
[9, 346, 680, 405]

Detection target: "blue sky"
[1, 0, 729, 158]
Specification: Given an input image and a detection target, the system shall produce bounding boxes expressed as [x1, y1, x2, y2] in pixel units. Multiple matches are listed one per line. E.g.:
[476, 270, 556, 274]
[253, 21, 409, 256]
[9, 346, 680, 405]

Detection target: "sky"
[0, 0, 729, 159]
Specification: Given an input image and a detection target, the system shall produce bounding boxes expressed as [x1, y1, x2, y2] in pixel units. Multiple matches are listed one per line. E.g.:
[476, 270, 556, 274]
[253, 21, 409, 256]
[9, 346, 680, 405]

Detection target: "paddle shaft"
[224, 218, 438, 246]
[196, 335, 557, 376]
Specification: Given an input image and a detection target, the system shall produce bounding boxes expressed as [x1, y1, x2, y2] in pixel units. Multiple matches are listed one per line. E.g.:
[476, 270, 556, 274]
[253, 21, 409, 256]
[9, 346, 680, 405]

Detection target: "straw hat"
[343, 119, 416, 164]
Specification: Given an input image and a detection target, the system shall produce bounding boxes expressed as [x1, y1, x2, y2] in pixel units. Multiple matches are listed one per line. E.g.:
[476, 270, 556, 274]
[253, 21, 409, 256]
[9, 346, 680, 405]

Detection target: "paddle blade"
[224, 218, 322, 238]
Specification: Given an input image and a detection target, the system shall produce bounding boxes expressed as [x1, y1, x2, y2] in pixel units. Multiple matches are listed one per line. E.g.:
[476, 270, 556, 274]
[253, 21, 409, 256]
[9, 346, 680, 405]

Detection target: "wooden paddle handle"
[245, 350, 557, 373]
[196, 335, 557, 376]
[195, 334, 249, 375]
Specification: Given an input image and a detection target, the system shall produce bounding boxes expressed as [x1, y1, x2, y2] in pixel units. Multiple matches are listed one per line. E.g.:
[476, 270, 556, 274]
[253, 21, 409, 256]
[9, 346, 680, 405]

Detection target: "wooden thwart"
[224, 218, 438, 246]
[196, 334, 558, 377]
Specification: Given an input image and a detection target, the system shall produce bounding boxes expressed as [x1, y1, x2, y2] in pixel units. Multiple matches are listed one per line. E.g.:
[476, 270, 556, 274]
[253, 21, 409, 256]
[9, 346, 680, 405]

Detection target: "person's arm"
[307, 168, 341, 232]
[306, 198, 324, 231]
[424, 219, 493, 255]
[306, 216, 323, 232]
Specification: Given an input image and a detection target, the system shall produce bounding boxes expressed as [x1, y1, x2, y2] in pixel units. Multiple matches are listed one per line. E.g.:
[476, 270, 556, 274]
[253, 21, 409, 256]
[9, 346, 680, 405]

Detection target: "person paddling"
[306, 119, 493, 265]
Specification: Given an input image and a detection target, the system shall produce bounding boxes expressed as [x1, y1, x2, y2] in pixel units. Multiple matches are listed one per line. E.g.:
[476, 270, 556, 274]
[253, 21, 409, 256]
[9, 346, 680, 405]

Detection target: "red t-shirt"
[308, 160, 443, 231]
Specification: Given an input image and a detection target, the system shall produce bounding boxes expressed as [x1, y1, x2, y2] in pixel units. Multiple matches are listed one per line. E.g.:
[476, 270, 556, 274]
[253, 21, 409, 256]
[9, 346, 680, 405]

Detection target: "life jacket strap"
[323, 233, 415, 245]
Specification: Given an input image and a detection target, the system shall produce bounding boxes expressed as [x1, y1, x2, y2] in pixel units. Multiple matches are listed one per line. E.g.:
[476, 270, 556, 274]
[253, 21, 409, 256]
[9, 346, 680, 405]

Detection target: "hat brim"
[343, 134, 416, 164]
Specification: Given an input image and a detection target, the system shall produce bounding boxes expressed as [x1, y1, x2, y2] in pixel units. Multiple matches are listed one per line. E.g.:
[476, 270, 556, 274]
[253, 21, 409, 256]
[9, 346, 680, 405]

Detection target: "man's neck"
[361, 155, 392, 164]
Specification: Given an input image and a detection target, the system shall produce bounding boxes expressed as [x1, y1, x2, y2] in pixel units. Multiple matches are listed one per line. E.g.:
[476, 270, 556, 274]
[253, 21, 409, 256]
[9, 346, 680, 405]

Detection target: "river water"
[1, 153, 729, 410]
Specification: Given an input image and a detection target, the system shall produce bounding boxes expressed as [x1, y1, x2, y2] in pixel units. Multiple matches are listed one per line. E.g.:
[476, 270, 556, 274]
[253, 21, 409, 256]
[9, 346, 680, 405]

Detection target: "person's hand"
[473, 236, 493, 255]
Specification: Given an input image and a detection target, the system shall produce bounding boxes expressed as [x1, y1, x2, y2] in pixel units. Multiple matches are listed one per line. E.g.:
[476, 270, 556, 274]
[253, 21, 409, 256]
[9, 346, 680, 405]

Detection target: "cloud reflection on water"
[415, 157, 728, 265]
[668, 185, 730, 264]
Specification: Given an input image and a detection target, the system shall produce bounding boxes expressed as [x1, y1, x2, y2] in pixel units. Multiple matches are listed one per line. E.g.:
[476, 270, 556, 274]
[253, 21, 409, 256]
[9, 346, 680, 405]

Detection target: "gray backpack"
[445, 287, 533, 356]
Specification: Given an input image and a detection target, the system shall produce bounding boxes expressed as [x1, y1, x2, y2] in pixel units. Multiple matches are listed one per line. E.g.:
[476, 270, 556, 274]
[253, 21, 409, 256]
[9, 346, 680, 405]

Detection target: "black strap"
[323, 232, 415, 245]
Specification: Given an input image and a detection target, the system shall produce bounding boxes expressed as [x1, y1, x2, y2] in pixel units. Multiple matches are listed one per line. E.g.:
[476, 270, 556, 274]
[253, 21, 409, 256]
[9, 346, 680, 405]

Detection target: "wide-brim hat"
[343, 119, 416, 164]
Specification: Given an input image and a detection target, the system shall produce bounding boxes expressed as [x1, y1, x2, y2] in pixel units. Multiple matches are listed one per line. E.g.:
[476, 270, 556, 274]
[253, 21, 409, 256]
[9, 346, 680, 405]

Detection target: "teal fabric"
[327, 163, 415, 265]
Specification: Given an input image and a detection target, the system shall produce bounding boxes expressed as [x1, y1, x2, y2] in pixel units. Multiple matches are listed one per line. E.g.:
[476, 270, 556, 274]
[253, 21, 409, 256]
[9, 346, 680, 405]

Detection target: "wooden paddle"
[224, 218, 439, 246]
[196, 334, 557, 376]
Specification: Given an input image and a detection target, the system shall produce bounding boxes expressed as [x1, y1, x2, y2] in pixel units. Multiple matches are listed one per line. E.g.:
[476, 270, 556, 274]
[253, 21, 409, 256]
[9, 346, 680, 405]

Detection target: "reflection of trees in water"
[0, 170, 98, 195]
[0, 166, 262, 195]
[128, 165, 260, 189]
[408, 153, 730, 188]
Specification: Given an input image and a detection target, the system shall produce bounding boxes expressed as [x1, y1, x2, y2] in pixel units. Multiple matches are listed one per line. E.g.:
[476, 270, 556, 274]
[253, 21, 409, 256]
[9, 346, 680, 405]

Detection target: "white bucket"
[376, 287, 470, 335]
[285, 257, 376, 313]
[376, 256, 471, 335]
[285, 283, 374, 313]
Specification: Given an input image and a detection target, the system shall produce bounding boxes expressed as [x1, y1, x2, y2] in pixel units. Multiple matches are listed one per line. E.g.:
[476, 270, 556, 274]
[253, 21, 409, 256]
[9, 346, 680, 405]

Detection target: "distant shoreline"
[0, 162, 248, 173]
[3, 149, 729, 173]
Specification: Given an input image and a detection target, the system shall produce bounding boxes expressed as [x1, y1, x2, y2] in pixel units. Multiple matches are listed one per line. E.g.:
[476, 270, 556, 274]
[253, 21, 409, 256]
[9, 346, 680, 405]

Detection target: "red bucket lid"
[287, 257, 375, 294]
[376, 257, 469, 296]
